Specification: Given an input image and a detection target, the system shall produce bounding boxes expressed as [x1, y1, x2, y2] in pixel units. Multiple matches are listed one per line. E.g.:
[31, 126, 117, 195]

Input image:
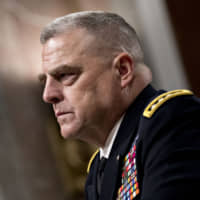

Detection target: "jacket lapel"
[86, 154, 100, 200]
[99, 85, 158, 200]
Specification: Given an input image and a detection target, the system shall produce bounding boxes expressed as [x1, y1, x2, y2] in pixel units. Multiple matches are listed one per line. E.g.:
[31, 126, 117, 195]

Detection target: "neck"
[79, 64, 152, 147]
[125, 63, 152, 108]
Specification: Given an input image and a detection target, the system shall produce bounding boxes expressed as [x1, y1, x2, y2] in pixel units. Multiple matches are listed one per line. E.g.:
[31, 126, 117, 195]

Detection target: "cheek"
[63, 84, 97, 116]
[63, 72, 118, 116]
[97, 76, 119, 104]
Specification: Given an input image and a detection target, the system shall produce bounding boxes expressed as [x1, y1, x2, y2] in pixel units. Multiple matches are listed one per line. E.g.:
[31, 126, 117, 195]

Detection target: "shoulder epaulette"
[87, 149, 99, 173]
[143, 89, 193, 118]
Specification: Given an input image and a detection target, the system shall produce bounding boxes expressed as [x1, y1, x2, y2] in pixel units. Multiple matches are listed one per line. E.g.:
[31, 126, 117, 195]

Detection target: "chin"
[60, 124, 81, 139]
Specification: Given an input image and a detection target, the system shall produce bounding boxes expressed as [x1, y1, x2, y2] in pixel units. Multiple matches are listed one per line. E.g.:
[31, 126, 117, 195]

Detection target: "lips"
[55, 111, 72, 117]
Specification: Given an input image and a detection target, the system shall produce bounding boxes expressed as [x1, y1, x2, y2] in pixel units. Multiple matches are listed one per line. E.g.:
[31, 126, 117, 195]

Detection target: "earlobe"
[113, 53, 134, 88]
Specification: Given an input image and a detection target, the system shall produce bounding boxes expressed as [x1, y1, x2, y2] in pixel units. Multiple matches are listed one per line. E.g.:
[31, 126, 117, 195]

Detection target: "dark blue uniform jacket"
[85, 85, 200, 200]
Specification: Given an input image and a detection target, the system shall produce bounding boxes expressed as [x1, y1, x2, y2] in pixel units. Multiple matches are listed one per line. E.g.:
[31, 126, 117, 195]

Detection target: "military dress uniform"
[85, 85, 200, 200]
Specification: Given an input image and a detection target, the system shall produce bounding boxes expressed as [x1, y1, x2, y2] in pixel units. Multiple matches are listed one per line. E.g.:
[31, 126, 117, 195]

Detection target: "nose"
[43, 77, 64, 104]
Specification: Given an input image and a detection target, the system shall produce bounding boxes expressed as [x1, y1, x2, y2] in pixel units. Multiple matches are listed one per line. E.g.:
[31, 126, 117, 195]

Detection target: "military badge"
[117, 142, 140, 200]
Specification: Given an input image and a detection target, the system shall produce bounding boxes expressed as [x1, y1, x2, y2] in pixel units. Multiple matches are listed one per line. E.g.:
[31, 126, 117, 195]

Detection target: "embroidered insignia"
[143, 89, 193, 118]
[117, 142, 140, 200]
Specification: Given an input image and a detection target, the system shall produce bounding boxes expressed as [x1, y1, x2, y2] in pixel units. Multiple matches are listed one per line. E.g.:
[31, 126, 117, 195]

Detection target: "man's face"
[40, 28, 122, 144]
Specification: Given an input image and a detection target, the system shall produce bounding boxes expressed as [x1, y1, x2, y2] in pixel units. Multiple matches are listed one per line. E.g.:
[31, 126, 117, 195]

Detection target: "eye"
[55, 72, 68, 80]
[59, 73, 67, 79]
[57, 72, 79, 85]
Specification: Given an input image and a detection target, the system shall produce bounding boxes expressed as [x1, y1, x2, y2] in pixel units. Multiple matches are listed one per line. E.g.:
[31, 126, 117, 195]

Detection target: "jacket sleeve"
[139, 95, 200, 200]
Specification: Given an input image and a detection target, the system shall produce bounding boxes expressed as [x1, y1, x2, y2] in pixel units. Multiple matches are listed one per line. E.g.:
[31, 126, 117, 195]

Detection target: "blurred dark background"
[0, 0, 199, 199]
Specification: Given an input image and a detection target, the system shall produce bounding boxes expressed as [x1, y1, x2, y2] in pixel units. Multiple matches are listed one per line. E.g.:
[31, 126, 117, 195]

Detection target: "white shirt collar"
[99, 115, 124, 159]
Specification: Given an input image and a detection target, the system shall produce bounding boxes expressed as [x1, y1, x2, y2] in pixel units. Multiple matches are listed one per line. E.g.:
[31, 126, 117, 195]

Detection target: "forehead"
[43, 29, 93, 54]
[42, 28, 96, 71]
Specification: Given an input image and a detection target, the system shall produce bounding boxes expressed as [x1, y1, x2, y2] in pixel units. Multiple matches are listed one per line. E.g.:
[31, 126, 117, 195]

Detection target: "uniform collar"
[99, 85, 159, 200]
[99, 115, 124, 159]
[109, 84, 158, 158]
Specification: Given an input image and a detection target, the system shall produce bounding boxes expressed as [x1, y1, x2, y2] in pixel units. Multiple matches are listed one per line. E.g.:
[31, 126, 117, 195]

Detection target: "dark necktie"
[97, 157, 107, 197]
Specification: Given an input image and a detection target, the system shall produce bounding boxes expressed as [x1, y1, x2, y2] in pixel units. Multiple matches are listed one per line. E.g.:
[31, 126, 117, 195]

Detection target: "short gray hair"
[40, 11, 144, 63]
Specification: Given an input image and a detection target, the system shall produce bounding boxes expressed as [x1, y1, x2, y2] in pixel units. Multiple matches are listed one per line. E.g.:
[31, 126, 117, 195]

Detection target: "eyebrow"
[38, 73, 46, 83]
[38, 64, 83, 83]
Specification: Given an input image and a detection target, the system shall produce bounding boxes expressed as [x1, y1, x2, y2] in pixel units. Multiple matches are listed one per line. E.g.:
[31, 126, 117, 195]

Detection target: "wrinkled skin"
[40, 28, 124, 146]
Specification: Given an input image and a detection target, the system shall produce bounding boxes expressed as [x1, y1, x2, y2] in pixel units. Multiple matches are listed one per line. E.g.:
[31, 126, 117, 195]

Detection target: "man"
[39, 11, 200, 200]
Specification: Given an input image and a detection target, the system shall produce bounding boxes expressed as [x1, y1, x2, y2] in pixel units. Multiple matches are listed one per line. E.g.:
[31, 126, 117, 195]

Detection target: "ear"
[112, 52, 135, 88]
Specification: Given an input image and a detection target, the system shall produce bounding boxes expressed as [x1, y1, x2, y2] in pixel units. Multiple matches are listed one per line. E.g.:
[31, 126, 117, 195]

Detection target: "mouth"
[55, 111, 73, 117]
